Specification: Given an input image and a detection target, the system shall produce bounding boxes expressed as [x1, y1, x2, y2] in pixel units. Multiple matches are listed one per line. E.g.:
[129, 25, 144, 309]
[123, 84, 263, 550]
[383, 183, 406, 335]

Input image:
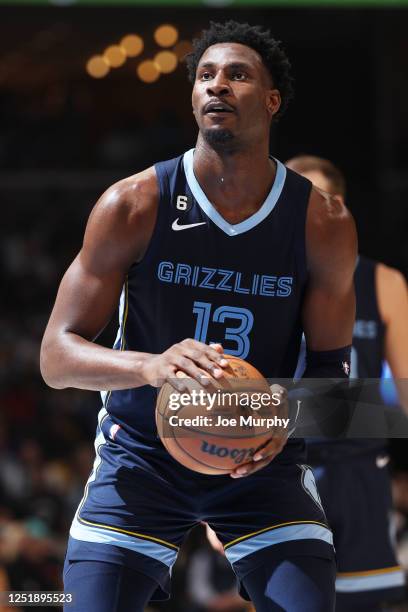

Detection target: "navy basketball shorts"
[312, 450, 405, 608]
[64, 409, 335, 604]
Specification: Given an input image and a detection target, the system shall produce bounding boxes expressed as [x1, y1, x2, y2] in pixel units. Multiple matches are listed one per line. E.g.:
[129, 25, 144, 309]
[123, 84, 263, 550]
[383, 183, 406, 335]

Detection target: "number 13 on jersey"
[192, 301, 254, 359]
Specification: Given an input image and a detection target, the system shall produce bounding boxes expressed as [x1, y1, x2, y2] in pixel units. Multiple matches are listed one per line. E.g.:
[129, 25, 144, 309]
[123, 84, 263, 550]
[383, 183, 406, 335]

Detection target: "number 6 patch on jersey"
[174, 194, 193, 212]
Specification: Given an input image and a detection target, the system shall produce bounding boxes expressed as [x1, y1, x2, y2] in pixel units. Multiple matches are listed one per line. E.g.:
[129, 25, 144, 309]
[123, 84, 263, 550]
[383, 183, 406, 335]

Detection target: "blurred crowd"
[0, 185, 100, 609]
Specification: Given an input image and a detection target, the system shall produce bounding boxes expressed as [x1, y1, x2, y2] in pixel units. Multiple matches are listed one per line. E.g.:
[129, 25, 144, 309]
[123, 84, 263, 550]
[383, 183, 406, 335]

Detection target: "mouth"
[203, 101, 235, 115]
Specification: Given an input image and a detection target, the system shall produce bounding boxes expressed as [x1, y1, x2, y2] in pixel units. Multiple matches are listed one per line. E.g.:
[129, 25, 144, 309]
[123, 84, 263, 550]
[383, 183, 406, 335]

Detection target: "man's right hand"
[140, 340, 229, 390]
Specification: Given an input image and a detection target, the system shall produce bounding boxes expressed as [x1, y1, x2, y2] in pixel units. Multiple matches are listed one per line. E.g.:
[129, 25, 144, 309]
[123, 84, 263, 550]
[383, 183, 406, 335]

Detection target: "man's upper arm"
[302, 188, 358, 351]
[376, 264, 408, 410]
[43, 168, 158, 343]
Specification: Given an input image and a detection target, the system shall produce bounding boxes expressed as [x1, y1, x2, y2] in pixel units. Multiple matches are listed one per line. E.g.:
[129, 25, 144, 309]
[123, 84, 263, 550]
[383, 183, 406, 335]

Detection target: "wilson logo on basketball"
[200, 440, 255, 464]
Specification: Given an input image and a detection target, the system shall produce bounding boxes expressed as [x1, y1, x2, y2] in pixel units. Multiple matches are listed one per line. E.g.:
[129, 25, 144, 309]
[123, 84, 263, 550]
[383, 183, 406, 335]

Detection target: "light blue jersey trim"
[336, 569, 405, 593]
[225, 523, 333, 564]
[100, 285, 126, 406]
[183, 148, 287, 237]
[70, 520, 177, 568]
[73, 407, 109, 521]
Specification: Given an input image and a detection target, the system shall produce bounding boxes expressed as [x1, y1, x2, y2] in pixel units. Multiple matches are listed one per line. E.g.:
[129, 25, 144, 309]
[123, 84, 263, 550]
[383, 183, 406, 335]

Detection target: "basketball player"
[286, 155, 408, 611]
[41, 22, 357, 611]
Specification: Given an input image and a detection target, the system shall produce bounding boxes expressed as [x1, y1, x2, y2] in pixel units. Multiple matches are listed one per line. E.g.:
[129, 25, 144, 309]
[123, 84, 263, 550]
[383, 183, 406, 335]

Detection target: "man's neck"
[193, 136, 276, 224]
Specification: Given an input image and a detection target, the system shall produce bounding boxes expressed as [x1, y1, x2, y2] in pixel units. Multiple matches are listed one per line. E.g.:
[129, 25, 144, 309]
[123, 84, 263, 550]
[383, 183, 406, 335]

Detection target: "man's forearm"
[394, 380, 408, 414]
[40, 332, 152, 391]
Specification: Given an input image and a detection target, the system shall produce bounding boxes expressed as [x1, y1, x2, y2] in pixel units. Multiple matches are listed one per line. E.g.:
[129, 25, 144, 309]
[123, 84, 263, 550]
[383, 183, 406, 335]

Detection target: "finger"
[174, 368, 218, 395]
[230, 452, 280, 478]
[209, 343, 225, 354]
[205, 347, 229, 372]
[166, 369, 189, 392]
[252, 437, 287, 462]
[207, 346, 228, 365]
[269, 384, 288, 405]
[203, 345, 229, 369]
[268, 385, 289, 422]
[181, 371, 216, 393]
[170, 368, 208, 392]
[174, 357, 213, 386]
[183, 339, 228, 368]
[269, 383, 287, 395]
[198, 357, 225, 379]
[231, 456, 275, 477]
[182, 348, 226, 379]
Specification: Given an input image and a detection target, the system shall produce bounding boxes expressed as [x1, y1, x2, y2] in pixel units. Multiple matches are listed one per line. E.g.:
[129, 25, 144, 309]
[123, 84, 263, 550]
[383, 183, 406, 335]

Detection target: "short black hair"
[186, 20, 294, 121]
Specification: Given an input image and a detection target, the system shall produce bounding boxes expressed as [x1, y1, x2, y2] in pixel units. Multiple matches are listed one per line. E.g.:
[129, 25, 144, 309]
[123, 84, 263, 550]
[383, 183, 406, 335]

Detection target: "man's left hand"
[230, 384, 288, 478]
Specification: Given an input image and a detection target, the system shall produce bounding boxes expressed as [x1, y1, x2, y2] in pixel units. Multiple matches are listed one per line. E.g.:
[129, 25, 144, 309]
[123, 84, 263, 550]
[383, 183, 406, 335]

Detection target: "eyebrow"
[198, 61, 253, 71]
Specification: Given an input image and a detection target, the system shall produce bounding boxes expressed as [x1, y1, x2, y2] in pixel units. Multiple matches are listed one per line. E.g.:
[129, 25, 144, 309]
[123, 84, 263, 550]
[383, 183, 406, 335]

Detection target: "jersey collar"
[183, 147, 286, 237]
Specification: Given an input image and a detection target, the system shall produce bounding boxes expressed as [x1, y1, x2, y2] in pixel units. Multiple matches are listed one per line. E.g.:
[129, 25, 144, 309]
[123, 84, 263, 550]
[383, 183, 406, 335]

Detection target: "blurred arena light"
[86, 28, 187, 81]
[154, 24, 179, 48]
[174, 40, 193, 61]
[137, 60, 160, 83]
[103, 45, 126, 68]
[120, 34, 144, 58]
[86, 56, 110, 78]
[154, 50, 178, 74]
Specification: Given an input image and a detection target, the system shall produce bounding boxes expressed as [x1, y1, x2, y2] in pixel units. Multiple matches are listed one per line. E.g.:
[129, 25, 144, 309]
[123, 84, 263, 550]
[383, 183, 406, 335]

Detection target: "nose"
[206, 72, 230, 97]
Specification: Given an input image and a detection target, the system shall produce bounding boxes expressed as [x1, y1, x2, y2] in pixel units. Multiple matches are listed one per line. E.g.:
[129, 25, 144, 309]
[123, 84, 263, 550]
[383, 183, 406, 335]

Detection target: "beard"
[202, 127, 235, 150]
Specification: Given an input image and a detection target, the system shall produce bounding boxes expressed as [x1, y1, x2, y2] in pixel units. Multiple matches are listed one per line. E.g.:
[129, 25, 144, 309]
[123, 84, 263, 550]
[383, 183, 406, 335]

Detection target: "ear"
[267, 89, 281, 117]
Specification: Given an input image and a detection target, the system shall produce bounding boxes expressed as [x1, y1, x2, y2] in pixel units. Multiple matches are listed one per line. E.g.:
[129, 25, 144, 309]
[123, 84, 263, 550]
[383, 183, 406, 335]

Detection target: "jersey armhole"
[128, 161, 171, 272]
[293, 171, 312, 283]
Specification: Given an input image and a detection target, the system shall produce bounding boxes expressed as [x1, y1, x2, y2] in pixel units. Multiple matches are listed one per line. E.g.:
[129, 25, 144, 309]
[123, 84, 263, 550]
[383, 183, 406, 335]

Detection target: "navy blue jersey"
[313, 455, 404, 602]
[104, 149, 311, 445]
[351, 256, 385, 378]
[67, 151, 339, 603]
[351, 256, 387, 448]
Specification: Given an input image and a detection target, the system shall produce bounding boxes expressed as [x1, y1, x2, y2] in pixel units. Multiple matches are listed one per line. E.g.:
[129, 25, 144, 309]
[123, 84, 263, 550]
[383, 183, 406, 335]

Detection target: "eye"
[200, 71, 213, 81]
[232, 72, 246, 81]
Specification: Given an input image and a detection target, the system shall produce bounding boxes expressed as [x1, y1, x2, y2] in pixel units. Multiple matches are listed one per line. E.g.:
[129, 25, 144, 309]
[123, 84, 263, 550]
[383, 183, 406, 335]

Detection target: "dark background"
[0, 4, 407, 604]
[1, 6, 408, 266]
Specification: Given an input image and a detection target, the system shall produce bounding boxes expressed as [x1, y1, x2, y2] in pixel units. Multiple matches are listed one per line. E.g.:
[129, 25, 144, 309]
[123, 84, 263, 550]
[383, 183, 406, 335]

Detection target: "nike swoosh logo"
[171, 218, 206, 231]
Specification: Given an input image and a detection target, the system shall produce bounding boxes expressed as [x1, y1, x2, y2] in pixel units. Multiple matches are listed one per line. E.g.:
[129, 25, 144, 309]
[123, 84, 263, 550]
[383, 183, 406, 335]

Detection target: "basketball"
[156, 355, 284, 475]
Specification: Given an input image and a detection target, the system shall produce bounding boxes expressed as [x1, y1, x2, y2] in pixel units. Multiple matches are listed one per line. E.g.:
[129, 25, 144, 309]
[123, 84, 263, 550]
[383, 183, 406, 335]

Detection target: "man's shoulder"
[376, 262, 407, 320]
[305, 187, 357, 283]
[307, 186, 351, 232]
[101, 149, 187, 218]
[306, 186, 356, 258]
[99, 166, 159, 220]
[81, 166, 159, 266]
[376, 261, 406, 287]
